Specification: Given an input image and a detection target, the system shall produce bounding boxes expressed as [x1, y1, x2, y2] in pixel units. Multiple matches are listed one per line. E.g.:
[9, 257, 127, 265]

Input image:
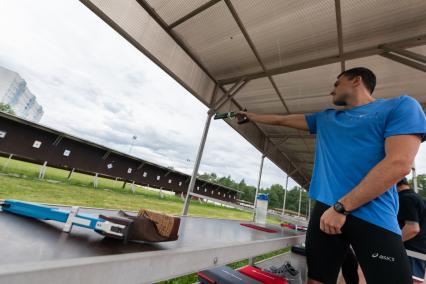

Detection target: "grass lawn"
[0, 156, 288, 283]
[0, 156, 281, 223]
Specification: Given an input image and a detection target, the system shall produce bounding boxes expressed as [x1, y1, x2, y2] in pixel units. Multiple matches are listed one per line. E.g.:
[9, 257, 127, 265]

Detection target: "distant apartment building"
[0, 66, 43, 122]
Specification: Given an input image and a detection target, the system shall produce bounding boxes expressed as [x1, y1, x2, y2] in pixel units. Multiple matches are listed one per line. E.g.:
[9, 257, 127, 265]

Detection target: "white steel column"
[297, 187, 302, 217]
[282, 174, 289, 217]
[252, 154, 265, 221]
[308, 198, 311, 220]
[182, 111, 213, 215]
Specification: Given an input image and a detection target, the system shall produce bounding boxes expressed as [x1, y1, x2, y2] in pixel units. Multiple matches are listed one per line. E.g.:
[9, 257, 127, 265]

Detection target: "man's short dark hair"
[338, 67, 376, 94]
[397, 177, 409, 187]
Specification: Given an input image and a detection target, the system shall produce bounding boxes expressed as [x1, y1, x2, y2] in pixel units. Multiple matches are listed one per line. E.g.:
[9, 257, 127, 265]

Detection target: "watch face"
[334, 203, 344, 213]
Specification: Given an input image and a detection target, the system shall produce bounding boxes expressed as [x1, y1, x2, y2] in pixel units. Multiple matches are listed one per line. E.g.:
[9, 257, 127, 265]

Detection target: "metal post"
[249, 156, 262, 269]
[128, 135, 137, 155]
[297, 187, 302, 217]
[334, 0, 345, 72]
[93, 173, 99, 188]
[38, 161, 47, 179]
[413, 161, 418, 193]
[67, 168, 75, 180]
[308, 197, 311, 220]
[252, 154, 265, 221]
[182, 112, 213, 216]
[282, 174, 289, 216]
[2, 153, 13, 171]
[213, 78, 247, 110]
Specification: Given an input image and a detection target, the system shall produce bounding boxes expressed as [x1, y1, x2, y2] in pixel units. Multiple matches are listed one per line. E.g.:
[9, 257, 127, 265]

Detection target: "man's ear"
[352, 76, 362, 88]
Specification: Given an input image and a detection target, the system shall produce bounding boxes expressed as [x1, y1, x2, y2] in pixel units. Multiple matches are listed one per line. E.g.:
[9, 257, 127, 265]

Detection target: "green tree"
[0, 103, 15, 115]
[199, 172, 310, 217]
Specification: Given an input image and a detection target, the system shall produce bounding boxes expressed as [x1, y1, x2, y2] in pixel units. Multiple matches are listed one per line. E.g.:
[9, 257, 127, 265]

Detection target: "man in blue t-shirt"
[238, 67, 426, 284]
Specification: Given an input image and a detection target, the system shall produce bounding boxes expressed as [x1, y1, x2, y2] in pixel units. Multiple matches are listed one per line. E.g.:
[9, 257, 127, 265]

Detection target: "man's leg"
[306, 202, 350, 283]
[346, 215, 411, 284]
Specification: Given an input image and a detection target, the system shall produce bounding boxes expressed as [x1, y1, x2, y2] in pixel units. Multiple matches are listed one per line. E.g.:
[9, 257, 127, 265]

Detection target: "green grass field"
[0, 156, 282, 222]
[0, 156, 287, 283]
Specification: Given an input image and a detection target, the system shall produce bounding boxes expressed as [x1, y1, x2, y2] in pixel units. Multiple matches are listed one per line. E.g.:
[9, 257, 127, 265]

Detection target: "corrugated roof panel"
[231, 0, 339, 70]
[408, 46, 426, 56]
[341, 0, 426, 53]
[173, 1, 262, 79]
[272, 63, 341, 113]
[234, 78, 285, 114]
[145, 0, 212, 25]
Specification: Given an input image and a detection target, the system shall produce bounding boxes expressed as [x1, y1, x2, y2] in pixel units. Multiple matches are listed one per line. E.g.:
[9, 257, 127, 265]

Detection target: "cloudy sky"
[0, 0, 424, 190]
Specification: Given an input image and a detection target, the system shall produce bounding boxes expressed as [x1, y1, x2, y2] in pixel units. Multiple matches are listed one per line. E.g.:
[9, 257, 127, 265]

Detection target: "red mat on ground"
[281, 223, 296, 230]
[238, 265, 289, 284]
[240, 223, 278, 233]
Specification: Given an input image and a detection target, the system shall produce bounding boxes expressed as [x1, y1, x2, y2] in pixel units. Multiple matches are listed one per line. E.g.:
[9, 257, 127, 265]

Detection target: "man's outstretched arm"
[239, 112, 310, 131]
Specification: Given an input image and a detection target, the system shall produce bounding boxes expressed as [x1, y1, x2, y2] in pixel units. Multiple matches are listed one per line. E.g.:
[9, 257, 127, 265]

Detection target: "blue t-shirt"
[305, 96, 426, 234]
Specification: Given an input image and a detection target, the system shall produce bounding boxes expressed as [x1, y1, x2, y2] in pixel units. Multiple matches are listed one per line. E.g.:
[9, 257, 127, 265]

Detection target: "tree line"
[199, 172, 426, 217]
[198, 172, 310, 216]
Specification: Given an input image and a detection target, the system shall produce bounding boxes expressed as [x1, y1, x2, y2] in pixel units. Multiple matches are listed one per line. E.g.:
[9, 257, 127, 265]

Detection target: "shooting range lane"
[0, 205, 304, 265]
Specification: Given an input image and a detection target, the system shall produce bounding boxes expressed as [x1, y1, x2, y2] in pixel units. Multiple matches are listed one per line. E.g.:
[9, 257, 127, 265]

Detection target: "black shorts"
[306, 201, 412, 284]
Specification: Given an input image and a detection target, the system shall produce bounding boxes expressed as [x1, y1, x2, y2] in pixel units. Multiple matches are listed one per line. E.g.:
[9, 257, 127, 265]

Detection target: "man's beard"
[333, 91, 351, 106]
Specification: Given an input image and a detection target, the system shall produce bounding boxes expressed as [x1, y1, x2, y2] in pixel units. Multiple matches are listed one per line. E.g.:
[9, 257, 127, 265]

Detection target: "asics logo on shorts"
[371, 252, 395, 262]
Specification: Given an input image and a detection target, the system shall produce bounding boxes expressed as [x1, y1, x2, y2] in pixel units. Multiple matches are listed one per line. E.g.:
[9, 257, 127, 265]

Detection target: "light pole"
[128, 135, 137, 155]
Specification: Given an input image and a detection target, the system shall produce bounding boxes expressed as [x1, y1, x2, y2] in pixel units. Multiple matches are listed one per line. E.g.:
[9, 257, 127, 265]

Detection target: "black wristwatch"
[333, 202, 350, 215]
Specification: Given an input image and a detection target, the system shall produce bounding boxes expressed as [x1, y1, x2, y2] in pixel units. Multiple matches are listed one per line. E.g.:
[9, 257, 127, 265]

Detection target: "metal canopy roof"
[80, 0, 426, 187]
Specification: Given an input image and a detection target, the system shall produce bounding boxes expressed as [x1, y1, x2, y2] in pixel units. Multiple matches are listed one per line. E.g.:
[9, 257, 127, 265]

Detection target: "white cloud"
[0, 0, 296, 190]
[0, 0, 422, 194]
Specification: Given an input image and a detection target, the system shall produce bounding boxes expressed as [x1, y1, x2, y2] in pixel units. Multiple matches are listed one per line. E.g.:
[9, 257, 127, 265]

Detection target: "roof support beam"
[224, 0, 290, 113]
[380, 45, 426, 64]
[268, 134, 315, 139]
[334, 0, 345, 72]
[224, 0, 314, 165]
[218, 90, 309, 184]
[168, 0, 221, 29]
[290, 150, 313, 154]
[380, 53, 426, 73]
[295, 160, 314, 165]
[136, 0, 221, 90]
[219, 34, 426, 84]
[212, 77, 248, 111]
